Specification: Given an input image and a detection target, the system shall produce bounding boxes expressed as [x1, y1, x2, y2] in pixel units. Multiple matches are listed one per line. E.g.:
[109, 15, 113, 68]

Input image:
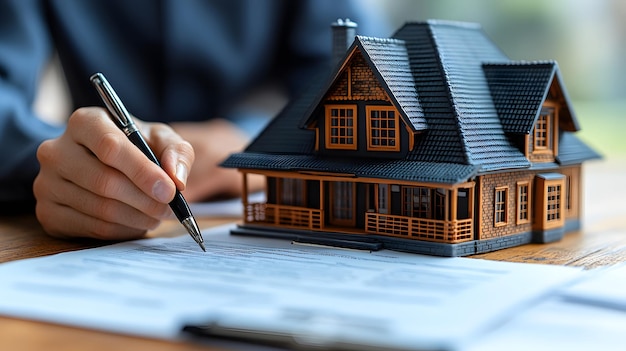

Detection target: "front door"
[329, 181, 356, 227]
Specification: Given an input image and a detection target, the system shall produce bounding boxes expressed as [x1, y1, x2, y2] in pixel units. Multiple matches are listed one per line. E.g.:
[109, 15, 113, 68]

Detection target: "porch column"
[468, 186, 475, 220]
[450, 188, 458, 220]
[445, 190, 450, 221]
[241, 172, 249, 223]
[319, 180, 325, 228]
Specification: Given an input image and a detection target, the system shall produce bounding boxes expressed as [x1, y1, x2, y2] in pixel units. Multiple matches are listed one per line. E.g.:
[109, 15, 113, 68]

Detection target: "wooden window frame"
[366, 106, 400, 151]
[325, 105, 357, 150]
[546, 184, 562, 223]
[494, 186, 508, 227]
[534, 113, 549, 150]
[533, 175, 565, 230]
[516, 181, 530, 225]
[531, 103, 559, 157]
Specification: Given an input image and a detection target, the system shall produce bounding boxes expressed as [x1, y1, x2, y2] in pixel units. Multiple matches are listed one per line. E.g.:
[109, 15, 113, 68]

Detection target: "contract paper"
[462, 262, 626, 351]
[0, 224, 580, 350]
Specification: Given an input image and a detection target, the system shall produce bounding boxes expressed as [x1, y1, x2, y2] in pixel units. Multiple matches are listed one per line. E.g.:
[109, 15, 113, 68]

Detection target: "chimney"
[331, 18, 357, 66]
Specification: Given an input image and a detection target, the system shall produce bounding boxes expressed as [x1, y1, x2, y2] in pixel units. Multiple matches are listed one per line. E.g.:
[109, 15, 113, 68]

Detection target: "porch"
[244, 202, 473, 244]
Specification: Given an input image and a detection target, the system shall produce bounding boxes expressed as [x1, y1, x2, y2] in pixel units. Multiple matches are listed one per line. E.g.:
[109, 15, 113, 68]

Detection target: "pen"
[90, 72, 206, 252]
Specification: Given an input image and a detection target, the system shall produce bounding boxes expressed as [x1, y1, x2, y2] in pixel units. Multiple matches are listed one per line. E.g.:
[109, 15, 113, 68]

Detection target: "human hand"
[33, 107, 194, 240]
[170, 118, 264, 202]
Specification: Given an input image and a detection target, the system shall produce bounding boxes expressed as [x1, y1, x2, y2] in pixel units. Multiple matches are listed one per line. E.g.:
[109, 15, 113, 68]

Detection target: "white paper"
[0, 224, 581, 350]
[461, 263, 626, 351]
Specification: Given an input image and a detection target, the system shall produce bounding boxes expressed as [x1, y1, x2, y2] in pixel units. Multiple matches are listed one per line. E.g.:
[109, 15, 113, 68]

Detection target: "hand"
[170, 118, 264, 202]
[33, 107, 194, 240]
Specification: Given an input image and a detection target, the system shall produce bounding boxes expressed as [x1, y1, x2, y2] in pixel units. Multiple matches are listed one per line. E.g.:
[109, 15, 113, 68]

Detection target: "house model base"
[222, 20, 600, 257]
[231, 219, 576, 256]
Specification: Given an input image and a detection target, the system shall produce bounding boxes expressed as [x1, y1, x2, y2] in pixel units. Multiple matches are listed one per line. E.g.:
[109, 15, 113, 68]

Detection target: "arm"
[0, 0, 63, 212]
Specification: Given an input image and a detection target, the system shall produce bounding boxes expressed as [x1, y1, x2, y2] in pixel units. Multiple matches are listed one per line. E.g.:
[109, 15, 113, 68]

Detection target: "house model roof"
[222, 20, 599, 185]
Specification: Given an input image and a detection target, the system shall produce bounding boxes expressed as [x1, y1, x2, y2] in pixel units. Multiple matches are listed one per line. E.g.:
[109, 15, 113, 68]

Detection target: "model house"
[221, 20, 600, 256]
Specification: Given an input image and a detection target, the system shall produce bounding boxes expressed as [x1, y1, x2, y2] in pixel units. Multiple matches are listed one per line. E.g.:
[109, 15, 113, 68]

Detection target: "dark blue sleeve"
[0, 0, 63, 211]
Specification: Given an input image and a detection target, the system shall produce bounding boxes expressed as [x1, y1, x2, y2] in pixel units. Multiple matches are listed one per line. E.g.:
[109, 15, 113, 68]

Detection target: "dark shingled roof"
[393, 21, 530, 171]
[557, 132, 601, 165]
[357, 36, 426, 131]
[223, 20, 598, 184]
[225, 152, 479, 184]
[483, 61, 578, 134]
[244, 71, 321, 154]
[300, 36, 426, 131]
[483, 62, 554, 134]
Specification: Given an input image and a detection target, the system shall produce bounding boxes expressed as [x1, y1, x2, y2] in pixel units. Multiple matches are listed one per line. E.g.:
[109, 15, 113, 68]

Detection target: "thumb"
[141, 122, 195, 191]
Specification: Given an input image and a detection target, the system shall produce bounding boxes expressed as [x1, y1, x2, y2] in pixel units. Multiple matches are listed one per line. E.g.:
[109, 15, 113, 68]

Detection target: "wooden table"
[1, 157, 625, 351]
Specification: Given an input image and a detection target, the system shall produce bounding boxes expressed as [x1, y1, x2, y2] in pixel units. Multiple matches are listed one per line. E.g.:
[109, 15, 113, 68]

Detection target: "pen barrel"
[169, 190, 192, 222]
[127, 131, 161, 167]
[127, 131, 190, 222]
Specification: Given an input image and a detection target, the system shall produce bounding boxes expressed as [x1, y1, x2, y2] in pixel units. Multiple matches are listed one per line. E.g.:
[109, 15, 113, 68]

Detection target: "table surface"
[1, 158, 625, 351]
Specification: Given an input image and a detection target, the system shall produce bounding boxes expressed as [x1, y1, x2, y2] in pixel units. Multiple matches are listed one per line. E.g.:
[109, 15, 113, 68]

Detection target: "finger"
[142, 122, 195, 191]
[46, 173, 166, 231]
[38, 134, 169, 219]
[35, 143, 170, 236]
[35, 198, 148, 241]
[67, 107, 176, 203]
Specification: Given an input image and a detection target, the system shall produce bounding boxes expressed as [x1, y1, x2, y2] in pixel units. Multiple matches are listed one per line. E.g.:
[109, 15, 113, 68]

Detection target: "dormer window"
[325, 105, 357, 150]
[534, 112, 550, 150]
[535, 113, 550, 150]
[529, 102, 559, 162]
[367, 106, 400, 151]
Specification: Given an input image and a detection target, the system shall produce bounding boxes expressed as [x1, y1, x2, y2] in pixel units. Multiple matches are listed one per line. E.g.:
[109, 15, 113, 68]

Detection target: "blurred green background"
[367, 0, 625, 159]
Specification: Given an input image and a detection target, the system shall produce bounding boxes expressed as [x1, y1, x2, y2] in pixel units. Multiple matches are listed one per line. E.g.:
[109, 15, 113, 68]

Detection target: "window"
[546, 185, 561, 222]
[366, 106, 399, 151]
[494, 187, 508, 226]
[325, 105, 357, 150]
[279, 178, 306, 207]
[516, 182, 530, 224]
[531, 105, 559, 157]
[403, 187, 431, 219]
[535, 174, 565, 230]
[534, 113, 549, 149]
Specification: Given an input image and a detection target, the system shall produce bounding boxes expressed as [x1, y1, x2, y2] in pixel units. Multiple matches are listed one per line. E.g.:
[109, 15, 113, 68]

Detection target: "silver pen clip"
[90, 73, 138, 136]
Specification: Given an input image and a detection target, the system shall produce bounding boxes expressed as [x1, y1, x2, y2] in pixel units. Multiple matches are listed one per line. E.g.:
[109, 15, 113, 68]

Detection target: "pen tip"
[181, 217, 206, 252]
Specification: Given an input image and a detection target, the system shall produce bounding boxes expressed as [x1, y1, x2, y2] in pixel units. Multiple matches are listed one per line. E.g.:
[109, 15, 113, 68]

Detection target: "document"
[462, 263, 626, 351]
[0, 224, 581, 350]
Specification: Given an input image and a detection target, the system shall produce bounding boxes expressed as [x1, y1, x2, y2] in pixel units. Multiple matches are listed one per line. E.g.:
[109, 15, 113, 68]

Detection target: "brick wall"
[478, 171, 534, 240]
[478, 165, 582, 239]
[328, 71, 349, 98]
[327, 49, 388, 101]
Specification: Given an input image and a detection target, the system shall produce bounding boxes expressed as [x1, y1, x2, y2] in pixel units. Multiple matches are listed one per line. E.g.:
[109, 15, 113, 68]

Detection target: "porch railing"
[245, 203, 322, 230]
[245, 203, 472, 243]
[365, 213, 473, 243]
